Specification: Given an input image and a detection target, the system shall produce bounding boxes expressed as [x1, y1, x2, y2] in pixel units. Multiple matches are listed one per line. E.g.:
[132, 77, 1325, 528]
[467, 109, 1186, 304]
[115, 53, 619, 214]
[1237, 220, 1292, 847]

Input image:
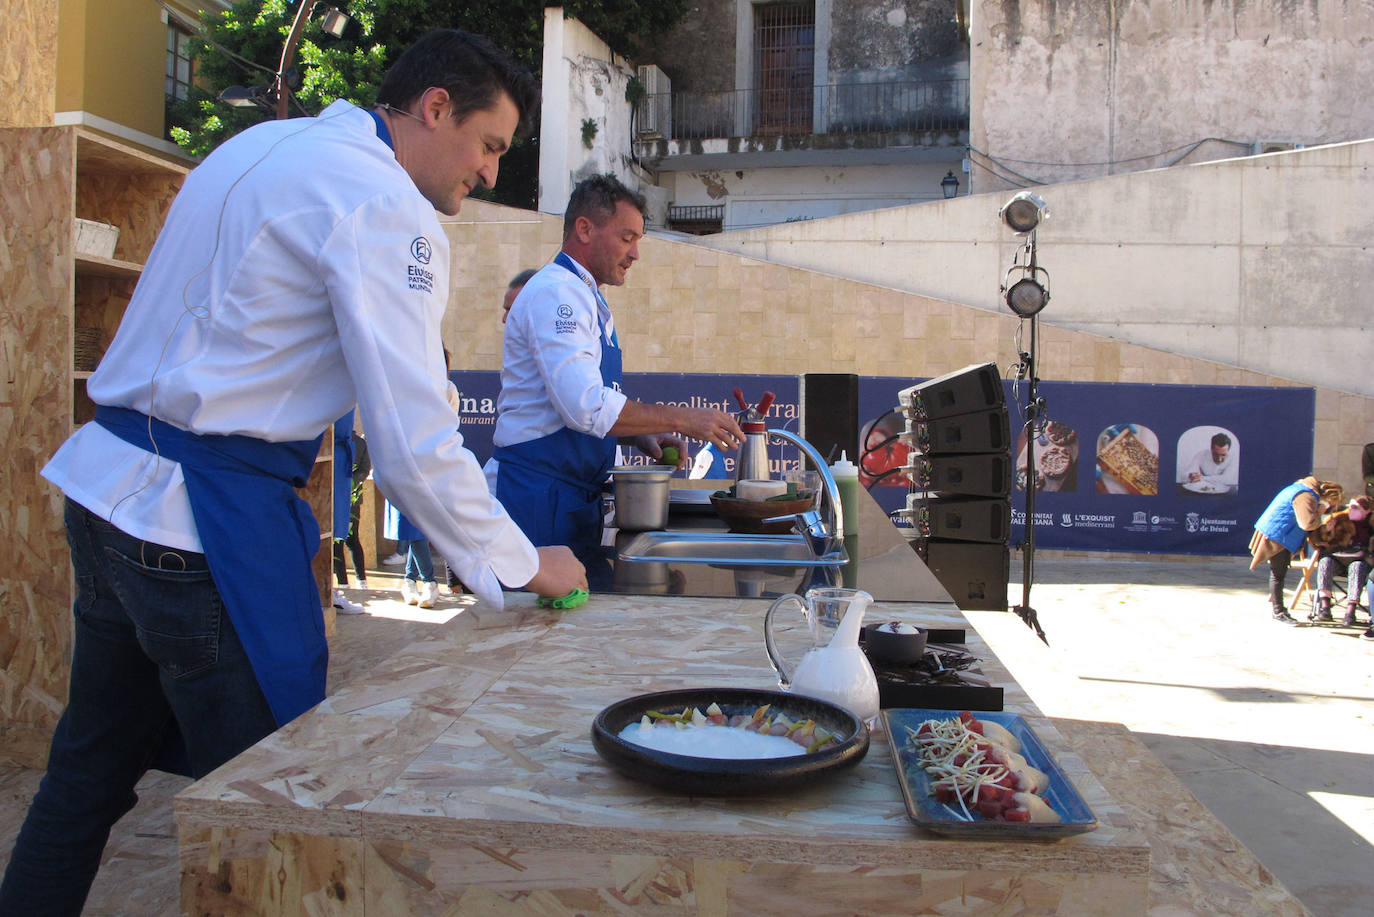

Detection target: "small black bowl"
[862, 623, 928, 665]
[591, 687, 869, 795]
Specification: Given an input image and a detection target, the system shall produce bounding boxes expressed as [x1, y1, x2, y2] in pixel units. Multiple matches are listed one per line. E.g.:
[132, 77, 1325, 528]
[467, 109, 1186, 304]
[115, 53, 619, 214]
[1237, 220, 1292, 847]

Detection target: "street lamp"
[941, 171, 960, 199]
[218, 84, 273, 112]
[216, 3, 353, 120]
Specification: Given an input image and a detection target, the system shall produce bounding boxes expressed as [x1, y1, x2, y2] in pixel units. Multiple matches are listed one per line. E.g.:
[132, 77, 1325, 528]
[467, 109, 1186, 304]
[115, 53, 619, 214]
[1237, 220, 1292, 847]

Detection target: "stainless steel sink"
[617, 531, 848, 567]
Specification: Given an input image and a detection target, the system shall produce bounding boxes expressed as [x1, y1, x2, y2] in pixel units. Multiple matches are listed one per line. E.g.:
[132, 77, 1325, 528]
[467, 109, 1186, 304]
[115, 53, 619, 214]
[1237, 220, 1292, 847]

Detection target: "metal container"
[612, 466, 673, 531]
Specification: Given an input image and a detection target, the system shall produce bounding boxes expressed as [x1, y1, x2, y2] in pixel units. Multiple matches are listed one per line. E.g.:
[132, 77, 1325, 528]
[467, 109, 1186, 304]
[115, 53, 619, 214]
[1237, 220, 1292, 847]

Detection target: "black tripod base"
[1012, 604, 1049, 645]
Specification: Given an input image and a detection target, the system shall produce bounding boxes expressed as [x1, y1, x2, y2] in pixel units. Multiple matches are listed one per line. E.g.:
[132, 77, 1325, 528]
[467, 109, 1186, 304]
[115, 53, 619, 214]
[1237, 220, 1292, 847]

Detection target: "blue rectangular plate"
[883, 708, 1098, 838]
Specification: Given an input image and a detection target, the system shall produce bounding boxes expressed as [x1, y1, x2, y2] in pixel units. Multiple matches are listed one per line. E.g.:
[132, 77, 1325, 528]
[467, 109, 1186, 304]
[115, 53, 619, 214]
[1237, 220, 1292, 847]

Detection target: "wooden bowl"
[710, 494, 816, 534]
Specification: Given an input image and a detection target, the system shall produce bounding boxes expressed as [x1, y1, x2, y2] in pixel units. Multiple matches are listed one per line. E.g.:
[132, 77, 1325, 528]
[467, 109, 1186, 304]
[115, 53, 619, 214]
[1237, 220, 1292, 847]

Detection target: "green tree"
[170, 0, 688, 207]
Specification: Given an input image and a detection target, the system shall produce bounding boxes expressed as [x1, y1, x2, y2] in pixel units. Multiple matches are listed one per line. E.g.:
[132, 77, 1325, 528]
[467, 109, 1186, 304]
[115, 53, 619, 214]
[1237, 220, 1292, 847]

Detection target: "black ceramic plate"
[591, 687, 870, 795]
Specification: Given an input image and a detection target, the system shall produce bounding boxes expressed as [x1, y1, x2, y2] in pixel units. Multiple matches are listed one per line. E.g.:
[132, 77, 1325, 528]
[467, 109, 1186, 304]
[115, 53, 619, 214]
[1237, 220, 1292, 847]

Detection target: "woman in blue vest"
[1249, 476, 1344, 624]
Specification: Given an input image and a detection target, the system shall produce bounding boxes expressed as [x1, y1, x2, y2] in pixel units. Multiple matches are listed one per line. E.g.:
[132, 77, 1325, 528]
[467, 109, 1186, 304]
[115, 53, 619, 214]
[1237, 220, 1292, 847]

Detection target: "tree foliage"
[170, 0, 689, 206]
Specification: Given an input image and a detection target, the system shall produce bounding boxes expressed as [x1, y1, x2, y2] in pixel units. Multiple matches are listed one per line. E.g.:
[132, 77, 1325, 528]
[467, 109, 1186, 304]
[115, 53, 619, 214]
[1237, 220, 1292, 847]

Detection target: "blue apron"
[333, 411, 356, 536]
[494, 253, 622, 556]
[95, 405, 326, 726]
[383, 500, 426, 542]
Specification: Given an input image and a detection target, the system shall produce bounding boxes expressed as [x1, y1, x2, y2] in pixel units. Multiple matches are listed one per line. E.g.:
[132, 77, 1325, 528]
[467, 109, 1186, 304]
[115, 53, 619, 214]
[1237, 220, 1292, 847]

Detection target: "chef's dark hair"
[1211, 433, 1231, 448]
[377, 29, 539, 138]
[563, 175, 647, 239]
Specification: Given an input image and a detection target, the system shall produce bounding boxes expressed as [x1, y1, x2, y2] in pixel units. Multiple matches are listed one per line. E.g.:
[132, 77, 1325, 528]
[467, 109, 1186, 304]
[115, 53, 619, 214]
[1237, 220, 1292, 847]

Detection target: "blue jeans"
[0, 499, 277, 916]
[399, 538, 435, 583]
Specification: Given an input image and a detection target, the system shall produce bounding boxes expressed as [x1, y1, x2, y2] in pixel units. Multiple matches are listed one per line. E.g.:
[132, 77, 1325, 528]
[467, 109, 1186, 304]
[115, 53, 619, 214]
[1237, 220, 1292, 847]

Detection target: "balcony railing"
[638, 78, 969, 142]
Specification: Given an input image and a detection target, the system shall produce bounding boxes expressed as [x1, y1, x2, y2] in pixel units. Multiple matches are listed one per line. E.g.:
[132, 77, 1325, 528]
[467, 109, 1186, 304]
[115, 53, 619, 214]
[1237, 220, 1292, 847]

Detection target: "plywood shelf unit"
[1, 125, 190, 768]
[2, 124, 339, 768]
[70, 130, 188, 411]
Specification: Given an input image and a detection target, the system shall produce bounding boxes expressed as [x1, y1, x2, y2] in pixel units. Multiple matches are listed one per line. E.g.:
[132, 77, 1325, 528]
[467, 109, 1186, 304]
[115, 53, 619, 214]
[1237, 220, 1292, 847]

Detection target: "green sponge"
[538, 588, 589, 610]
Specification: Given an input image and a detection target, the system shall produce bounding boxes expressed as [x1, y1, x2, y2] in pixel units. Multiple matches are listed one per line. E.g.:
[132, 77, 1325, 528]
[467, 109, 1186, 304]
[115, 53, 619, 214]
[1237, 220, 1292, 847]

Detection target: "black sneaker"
[1342, 608, 1358, 628]
[1311, 598, 1334, 623]
[1362, 626, 1374, 641]
[1272, 610, 1300, 626]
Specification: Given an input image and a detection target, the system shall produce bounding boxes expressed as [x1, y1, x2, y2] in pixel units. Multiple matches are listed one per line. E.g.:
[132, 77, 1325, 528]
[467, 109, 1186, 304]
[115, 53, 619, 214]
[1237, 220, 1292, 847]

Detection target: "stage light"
[1006, 276, 1049, 317]
[999, 191, 1048, 234]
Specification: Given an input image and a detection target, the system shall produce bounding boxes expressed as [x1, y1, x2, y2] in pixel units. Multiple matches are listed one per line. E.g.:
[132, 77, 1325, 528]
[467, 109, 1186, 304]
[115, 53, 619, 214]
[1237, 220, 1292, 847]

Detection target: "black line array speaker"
[904, 494, 1011, 543]
[897, 363, 1012, 611]
[910, 538, 1009, 611]
[799, 373, 859, 464]
[897, 362, 1005, 421]
[903, 453, 1011, 498]
[902, 407, 1010, 456]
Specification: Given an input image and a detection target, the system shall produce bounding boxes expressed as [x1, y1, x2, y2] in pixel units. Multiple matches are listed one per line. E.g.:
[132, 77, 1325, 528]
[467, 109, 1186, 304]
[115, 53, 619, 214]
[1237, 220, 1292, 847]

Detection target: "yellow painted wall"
[58, 0, 169, 135]
[55, 0, 87, 115]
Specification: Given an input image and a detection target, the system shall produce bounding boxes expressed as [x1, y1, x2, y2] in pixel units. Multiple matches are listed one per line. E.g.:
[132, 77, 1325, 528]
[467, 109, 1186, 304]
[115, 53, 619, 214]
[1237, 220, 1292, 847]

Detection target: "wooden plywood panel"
[75, 132, 187, 264]
[179, 824, 365, 917]
[0, 0, 58, 128]
[73, 272, 135, 370]
[363, 841, 1148, 916]
[0, 126, 76, 768]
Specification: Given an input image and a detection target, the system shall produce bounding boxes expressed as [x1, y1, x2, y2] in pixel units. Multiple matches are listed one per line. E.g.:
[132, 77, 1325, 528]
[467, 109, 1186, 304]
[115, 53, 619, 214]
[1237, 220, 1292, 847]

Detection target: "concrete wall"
[662, 161, 960, 232]
[439, 199, 1373, 497]
[828, 0, 965, 82]
[969, 0, 1374, 190]
[691, 139, 1374, 403]
[537, 10, 645, 215]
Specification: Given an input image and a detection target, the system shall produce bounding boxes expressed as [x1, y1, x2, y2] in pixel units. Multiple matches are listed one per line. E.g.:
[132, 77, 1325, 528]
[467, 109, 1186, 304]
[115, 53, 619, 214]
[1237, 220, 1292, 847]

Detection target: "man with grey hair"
[490, 175, 743, 561]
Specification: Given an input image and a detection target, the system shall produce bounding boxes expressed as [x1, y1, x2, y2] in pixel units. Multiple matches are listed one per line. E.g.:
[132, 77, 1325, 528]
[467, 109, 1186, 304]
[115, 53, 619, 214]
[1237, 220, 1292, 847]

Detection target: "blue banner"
[449, 370, 1315, 556]
[856, 376, 1315, 557]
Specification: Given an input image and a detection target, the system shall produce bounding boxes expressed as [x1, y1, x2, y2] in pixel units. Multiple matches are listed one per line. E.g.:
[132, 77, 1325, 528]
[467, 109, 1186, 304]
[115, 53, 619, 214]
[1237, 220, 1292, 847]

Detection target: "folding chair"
[1289, 544, 1320, 611]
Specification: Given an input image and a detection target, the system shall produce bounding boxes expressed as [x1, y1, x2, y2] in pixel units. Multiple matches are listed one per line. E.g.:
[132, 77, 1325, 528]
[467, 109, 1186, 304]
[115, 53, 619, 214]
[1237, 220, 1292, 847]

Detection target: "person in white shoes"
[332, 590, 367, 615]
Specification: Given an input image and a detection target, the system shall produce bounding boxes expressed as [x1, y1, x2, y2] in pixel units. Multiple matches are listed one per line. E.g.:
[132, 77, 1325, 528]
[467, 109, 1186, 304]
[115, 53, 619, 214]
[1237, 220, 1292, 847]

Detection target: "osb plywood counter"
[175, 594, 1158, 916]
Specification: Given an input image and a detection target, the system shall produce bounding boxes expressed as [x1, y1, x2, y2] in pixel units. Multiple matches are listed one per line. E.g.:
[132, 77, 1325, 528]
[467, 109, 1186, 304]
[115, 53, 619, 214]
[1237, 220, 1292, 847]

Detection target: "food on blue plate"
[619, 702, 843, 757]
[904, 711, 1059, 823]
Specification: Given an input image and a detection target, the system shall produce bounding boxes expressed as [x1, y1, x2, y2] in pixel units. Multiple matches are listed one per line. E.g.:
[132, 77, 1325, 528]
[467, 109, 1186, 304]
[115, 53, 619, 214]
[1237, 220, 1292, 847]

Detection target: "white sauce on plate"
[618, 722, 808, 759]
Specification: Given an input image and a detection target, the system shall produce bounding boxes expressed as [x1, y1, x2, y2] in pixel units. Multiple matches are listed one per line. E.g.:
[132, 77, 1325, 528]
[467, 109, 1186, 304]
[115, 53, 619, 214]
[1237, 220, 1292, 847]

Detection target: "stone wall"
[440, 199, 1372, 496]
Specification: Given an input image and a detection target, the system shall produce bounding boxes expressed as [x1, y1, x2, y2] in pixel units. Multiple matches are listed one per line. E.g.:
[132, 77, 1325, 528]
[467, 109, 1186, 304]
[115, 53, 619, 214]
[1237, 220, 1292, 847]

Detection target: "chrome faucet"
[763, 428, 843, 557]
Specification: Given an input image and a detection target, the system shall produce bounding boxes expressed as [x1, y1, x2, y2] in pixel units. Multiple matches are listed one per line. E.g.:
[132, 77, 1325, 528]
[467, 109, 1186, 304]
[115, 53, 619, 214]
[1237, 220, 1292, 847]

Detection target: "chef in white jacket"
[489, 176, 744, 566]
[0, 30, 583, 917]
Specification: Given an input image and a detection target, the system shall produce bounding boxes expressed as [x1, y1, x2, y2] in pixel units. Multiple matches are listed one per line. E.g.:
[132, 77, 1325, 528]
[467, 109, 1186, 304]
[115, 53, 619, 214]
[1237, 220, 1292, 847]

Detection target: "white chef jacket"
[488, 256, 628, 467]
[1178, 446, 1239, 486]
[43, 100, 537, 607]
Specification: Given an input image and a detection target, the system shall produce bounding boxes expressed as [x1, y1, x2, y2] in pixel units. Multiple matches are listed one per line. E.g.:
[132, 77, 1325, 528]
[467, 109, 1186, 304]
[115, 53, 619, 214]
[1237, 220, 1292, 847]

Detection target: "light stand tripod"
[998, 192, 1052, 644]
[1013, 315, 1048, 644]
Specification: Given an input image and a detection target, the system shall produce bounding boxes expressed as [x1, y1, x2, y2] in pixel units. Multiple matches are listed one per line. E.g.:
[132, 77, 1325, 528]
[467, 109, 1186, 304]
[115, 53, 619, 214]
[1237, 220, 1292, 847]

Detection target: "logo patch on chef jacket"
[554, 302, 578, 334]
[407, 236, 435, 293]
[410, 237, 432, 264]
